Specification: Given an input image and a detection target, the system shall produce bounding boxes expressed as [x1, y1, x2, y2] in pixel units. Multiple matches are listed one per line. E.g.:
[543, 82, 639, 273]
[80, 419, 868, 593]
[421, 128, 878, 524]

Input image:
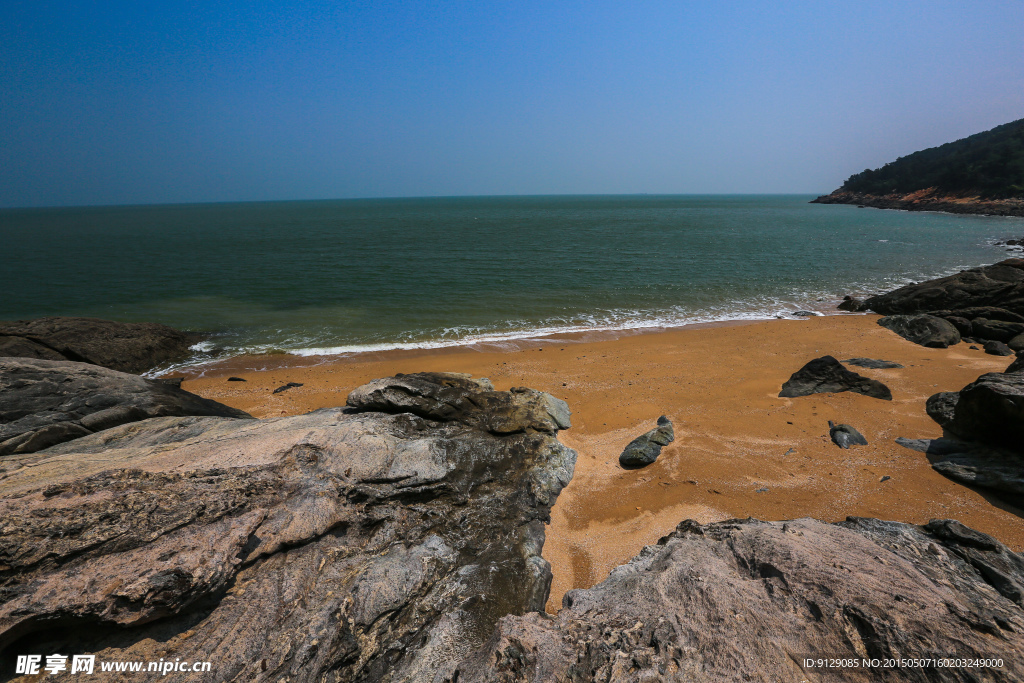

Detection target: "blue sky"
[2, 1, 1022, 207]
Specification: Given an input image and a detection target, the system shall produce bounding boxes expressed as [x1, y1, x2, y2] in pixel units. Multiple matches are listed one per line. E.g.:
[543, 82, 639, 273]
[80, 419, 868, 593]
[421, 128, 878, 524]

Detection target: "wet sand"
[178, 314, 1024, 613]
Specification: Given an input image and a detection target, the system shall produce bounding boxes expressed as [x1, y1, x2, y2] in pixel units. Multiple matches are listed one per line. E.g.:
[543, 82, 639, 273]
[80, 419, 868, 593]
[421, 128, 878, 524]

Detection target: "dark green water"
[3, 195, 1022, 370]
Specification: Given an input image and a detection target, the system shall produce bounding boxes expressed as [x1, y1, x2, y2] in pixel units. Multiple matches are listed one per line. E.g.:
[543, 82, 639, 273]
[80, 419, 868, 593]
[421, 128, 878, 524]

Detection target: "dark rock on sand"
[1010, 333, 1024, 352]
[0, 316, 202, 374]
[946, 370, 1024, 450]
[619, 416, 675, 467]
[827, 420, 867, 448]
[986, 340, 1016, 356]
[450, 517, 1024, 682]
[877, 314, 961, 348]
[863, 259, 1024, 316]
[0, 373, 575, 682]
[227, 376, 246, 381]
[1007, 354, 1024, 374]
[926, 391, 959, 429]
[779, 355, 892, 400]
[272, 381, 304, 394]
[0, 358, 252, 456]
[840, 357, 904, 369]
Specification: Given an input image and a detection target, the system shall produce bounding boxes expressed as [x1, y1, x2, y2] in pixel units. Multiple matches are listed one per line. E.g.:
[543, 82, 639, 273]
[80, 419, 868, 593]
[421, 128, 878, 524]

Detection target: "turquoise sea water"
[3, 195, 1023, 370]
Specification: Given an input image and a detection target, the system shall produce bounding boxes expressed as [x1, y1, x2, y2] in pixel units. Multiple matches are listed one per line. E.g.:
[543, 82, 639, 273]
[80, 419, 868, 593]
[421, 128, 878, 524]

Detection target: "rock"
[0, 358, 252, 456]
[836, 295, 868, 312]
[450, 517, 1024, 682]
[877, 314, 961, 348]
[272, 381, 304, 394]
[154, 377, 184, 388]
[779, 356, 892, 400]
[0, 373, 575, 682]
[985, 340, 1016, 356]
[0, 316, 202, 374]
[840, 357, 904, 369]
[970, 345, 980, 350]
[228, 376, 247, 381]
[1010, 334, 1024, 352]
[792, 310, 817, 317]
[619, 416, 675, 467]
[897, 437, 1024, 508]
[827, 420, 868, 448]
[926, 391, 960, 428]
[943, 315, 974, 336]
[1008, 354, 1024, 373]
[930, 306, 1024, 324]
[946, 371, 1024, 450]
[973, 318, 1024, 342]
[863, 259, 1024, 316]
[347, 372, 571, 434]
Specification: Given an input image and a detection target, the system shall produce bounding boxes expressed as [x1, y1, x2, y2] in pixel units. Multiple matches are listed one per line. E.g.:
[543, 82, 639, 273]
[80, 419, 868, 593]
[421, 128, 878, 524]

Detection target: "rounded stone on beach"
[620, 416, 674, 468]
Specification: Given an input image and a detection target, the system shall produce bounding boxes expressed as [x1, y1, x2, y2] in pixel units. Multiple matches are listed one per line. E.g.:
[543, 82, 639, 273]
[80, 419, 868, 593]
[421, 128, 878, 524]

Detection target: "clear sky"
[2, 1, 1022, 207]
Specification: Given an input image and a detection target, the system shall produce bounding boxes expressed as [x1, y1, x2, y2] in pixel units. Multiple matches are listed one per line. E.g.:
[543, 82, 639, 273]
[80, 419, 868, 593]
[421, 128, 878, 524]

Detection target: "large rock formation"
[0, 316, 201, 374]
[779, 356, 892, 400]
[452, 517, 1024, 682]
[0, 357, 252, 456]
[862, 260, 1024, 317]
[0, 373, 575, 682]
[900, 358, 1024, 507]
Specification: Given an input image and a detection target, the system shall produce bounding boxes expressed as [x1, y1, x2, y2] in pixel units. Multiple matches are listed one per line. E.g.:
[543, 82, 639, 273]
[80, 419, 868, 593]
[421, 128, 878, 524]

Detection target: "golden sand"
[178, 314, 1024, 613]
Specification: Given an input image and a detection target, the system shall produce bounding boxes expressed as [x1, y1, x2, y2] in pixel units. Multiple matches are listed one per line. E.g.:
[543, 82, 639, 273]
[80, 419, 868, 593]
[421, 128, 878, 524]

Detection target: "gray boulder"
[973, 317, 1024, 342]
[877, 314, 961, 348]
[0, 316, 202, 374]
[0, 373, 575, 682]
[451, 517, 1024, 682]
[619, 416, 675, 467]
[1010, 333, 1024, 352]
[864, 259, 1024, 316]
[0, 357, 252, 456]
[947, 371, 1024, 450]
[986, 340, 1016, 356]
[828, 420, 868, 448]
[925, 391, 959, 428]
[898, 437, 1024, 509]
[779, 355, 892, 400]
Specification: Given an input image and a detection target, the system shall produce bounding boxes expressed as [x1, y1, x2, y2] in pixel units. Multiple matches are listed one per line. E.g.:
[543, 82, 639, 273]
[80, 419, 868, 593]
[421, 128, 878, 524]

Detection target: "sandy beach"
[178, 314, 1024, 613]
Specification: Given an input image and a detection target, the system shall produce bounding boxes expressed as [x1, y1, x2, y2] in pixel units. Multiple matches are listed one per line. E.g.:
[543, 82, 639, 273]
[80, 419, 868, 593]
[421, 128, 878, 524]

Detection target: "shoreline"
[180, 313, 1024, 613]
[812, 189, 1024, 217]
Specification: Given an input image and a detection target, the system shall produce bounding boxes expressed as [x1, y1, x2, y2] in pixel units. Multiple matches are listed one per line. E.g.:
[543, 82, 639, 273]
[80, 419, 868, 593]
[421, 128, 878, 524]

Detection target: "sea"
[3, 195, 1023, 374]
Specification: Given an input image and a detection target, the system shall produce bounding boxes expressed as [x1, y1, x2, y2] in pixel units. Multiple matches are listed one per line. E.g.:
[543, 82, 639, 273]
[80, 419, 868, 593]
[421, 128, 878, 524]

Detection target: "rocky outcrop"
[897, 437, 1024, 509]
[779, 356, 892, 400]
[811, 189, 1024, 217]
[877, 314, 961, 348]
[451, 517, 1024, 682]
[0, 373, 575, 682]
[862, 260, 1024, 317]
[0, 316, 201, 374]
[618, 416, 674, 467]
[0, 358, 252, 456]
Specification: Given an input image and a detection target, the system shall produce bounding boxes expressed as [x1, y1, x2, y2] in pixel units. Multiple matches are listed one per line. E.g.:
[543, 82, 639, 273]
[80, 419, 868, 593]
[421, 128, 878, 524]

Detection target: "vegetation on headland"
[838, 117, 1024, 199]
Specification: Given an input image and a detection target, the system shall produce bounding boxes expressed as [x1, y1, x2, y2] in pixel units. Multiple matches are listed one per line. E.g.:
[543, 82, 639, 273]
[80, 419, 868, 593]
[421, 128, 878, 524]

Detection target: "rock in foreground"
[453, 517, 1024, 682]
[779, 355, 892, 400]
[0, 357, 252, 456]
[0, 316, 201, 374]
[0, 373, 575, 682]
